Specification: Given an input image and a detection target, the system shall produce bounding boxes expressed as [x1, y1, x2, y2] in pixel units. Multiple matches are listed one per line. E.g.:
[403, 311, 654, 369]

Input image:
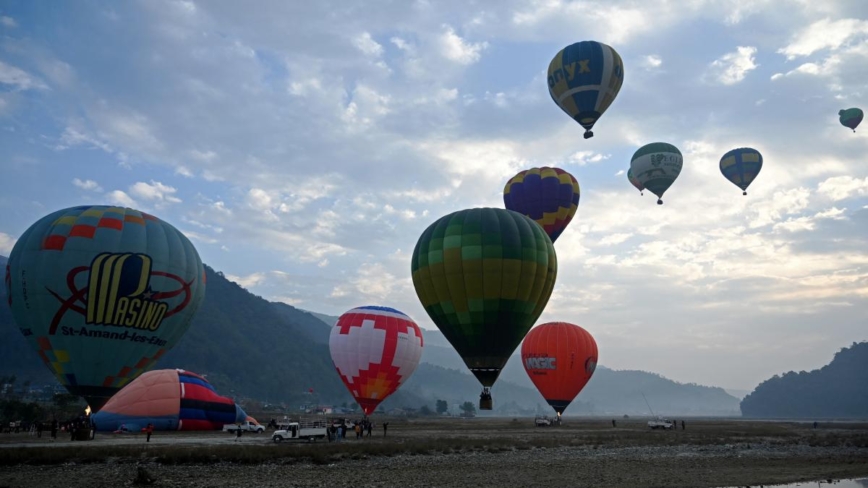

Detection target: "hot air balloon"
[720, 147, 763, 196]
[521, 322, 597, 418]
[92, 369, 252, 432]
[5, 205, 205, 411]
[627, 168, 644, 196]
[411, 208, 558, 410]
[629, 142, 683, 205]
[839, 108, 863, 132]
[548, 40, 624, 139]
[503, 167, 580, 244]
[329, 306, 424, 416]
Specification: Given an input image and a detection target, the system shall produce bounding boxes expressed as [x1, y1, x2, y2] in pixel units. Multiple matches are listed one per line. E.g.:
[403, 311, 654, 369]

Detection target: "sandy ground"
[1, 417, 867, 487]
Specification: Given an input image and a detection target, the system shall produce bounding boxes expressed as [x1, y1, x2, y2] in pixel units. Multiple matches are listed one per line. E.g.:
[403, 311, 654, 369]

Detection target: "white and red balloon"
[328, 306, 424, 415]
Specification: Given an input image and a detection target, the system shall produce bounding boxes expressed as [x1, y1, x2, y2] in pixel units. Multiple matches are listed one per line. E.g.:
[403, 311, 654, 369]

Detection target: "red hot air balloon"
[329, 306, 424, 415]
[521, 322, 598, 417]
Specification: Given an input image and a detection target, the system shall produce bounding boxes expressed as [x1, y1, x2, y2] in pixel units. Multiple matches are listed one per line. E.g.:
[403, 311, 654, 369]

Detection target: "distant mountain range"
[1, 255, 742, 416]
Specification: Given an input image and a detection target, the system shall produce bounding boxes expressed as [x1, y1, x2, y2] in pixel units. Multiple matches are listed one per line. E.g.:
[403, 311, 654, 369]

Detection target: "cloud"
[438, 25, 488, 65]
[226, 272, 267, 288]
[818, 176, 868, 201]
[0, 232, 16, 255]
[641, 54, 662, 70]
[570, 151, 611, 166]
[72, 178, 103, 192]
[705, 46, 758, 85]
[353, 32, 383, 57]
[107, 190, 138, 208]
[129, 181, 182, 204]
[0, 60, 47, 91]
[1, 16, 16, 28]
[777, 18, 868, 59]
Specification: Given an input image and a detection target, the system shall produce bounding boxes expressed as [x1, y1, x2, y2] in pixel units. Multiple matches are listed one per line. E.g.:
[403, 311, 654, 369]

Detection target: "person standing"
[146, 423, 153, 443]
[50, 419, 57, 442]
[612, 419, 616, 428]
[681, 420, 685, 430]
[383, 422, 389, 437]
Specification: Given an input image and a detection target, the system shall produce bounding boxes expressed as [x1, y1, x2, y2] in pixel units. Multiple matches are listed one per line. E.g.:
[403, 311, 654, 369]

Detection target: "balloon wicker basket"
[479, 397, 493, 410]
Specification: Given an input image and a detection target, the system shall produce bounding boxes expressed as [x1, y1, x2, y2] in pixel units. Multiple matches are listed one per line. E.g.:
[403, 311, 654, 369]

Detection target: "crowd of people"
[5, 415, 91, 441]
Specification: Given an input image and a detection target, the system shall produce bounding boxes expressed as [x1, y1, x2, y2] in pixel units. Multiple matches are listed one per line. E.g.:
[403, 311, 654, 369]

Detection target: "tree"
[53, 393, 77, 410]
[460, 401, 476, 417]
[349, 403, 359, 413]
[420, 405, 432, 416]
[435, 399, 448, 415]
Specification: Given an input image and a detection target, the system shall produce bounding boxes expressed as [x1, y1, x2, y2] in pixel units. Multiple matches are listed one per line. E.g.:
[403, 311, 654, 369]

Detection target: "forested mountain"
[1, 256, 741, 415]
[741, 342, 868, 418]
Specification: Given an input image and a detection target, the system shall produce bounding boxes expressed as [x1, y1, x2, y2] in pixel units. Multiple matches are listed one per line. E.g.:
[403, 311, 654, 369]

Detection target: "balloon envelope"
[720, 147, 763, 195]
[548, 40, 624, 139]
[503, 167, 580, 243]
[411, 208, 558, 388]
[522, 322, 598, 415]
[5, 205, 205, 410]
[92, 369, 250, 431]
[627, 168, 644, 193]
[630, 142, 684, 204]
[329, 306, 424, 416]
[839, 108, 863, 131]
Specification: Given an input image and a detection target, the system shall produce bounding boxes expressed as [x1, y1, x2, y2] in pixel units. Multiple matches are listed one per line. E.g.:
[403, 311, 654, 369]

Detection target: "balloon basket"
[657, 199, 663, 205]
[583, 131, 593, 140]
[743, 191, 747, 196]
[479, 397, 493, 410]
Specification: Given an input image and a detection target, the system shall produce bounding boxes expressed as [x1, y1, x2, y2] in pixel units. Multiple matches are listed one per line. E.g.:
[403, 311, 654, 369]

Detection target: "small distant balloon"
[503, 167, 580, 244]
[839, 108, 863, 132]
[548, 40, 624, 139]
[629, 143, 683, 205]
[627, 168, 644, 196]
[720, 148, 763, 196]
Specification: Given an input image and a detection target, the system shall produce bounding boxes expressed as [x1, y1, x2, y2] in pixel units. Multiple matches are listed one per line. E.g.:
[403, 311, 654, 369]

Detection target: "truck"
[223, 420, 265, 433]
[534, 416, 553, 427]
[272, 420, 328, 442]
[647, 418, 674, 430]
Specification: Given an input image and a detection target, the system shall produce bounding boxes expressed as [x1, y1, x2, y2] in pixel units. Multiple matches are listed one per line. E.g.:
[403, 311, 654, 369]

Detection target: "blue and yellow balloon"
[5, 205, 205, 411]
[548, 40, 624, 139]
[720, 148, 763, 196]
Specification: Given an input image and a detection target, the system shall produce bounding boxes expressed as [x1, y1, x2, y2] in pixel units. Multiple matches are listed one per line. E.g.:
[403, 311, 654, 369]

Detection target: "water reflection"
[731, 479, 868, 488]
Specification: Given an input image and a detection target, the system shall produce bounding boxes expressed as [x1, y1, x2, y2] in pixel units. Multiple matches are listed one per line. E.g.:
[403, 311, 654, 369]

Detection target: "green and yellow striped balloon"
[411, 208, 558, 388]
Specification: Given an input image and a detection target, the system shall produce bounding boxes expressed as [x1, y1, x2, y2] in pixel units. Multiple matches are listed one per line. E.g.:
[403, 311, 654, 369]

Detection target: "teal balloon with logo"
[629, 142, 683, 205]
[5, 205, 205, 411]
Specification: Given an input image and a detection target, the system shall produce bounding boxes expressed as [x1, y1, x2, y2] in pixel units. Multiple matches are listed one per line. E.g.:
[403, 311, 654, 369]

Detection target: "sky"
[1, 0, 867, 392]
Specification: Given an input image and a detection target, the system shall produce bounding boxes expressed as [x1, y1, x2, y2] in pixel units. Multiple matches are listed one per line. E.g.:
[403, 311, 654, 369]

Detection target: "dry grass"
[1, 418, 865, 467]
